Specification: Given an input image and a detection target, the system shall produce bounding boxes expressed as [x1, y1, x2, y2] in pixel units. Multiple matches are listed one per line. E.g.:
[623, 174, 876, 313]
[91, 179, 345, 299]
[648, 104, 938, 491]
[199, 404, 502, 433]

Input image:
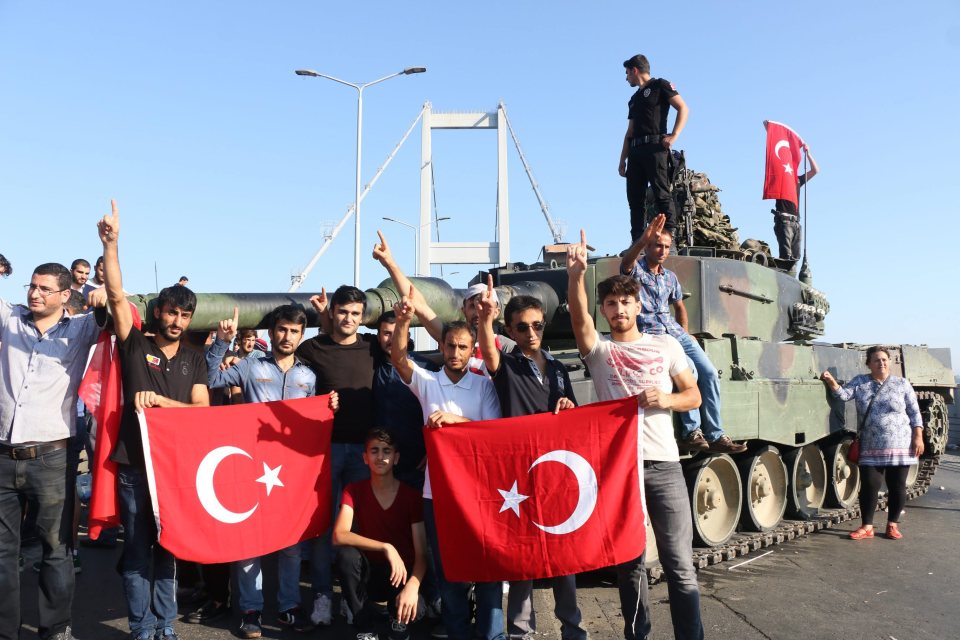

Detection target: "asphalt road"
[18, 448, 959, 639]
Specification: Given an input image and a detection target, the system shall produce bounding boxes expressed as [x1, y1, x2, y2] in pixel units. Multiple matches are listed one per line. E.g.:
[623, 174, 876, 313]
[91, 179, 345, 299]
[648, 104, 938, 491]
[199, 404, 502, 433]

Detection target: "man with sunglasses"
[0, 262, 103, 640]
[475, 276, 586, 640]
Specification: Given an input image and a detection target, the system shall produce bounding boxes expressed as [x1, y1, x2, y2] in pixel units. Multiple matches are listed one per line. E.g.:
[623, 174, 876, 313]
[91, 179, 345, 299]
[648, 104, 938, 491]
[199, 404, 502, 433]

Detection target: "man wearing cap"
[372, 231, 515, 376]
[619, 54, 689, 240]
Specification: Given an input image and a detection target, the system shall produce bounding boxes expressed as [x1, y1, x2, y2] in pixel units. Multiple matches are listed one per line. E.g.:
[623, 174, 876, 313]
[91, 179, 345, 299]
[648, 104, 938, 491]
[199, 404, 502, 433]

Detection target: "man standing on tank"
[619, 54, 689, 241]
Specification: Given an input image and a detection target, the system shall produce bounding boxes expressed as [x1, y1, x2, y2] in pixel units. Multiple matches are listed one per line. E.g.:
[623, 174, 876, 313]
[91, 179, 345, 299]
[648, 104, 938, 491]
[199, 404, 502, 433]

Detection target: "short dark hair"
[331, 285, 366, 312]
[65, 289, 86, 315]
[866, 345, 891, 365]
[33, 263, 71, 291]
[238, 328, 258, 340]
[268, 304, 307, 331]
[94, 256, 104, 268]
[70, 258, 90, 271]
[597, 275, 640, 302]
[623, 54, 650, 74]
[179, 276, 188, 282]
[0, 253, 11, 277]
[504, 295, 543, 326]
[376, 310, 397, 328]
[441, 320, 477, 344]
[364, 428, 396, 449]
[155, 285, 197, 314]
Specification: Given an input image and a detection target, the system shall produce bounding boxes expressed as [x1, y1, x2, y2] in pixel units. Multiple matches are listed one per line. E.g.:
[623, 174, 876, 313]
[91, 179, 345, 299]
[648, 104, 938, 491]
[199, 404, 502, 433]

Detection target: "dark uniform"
[626, 78, 679, 240]
[772, 174, 807, 262]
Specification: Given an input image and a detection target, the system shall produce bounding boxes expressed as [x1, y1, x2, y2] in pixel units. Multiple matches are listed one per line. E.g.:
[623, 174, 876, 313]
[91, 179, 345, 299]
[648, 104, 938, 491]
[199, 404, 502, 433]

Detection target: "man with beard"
[567, 222, 704, 640]
[475, 277, 587, 640]
[68, 259, 91, 294]
[207, 304, 329, 637]
[372, 231, 515, 376]
[296, 285, 378, 626]
[0, 262, 102, 640]
[98, 200, 210, 640]
[391, 288, 504, 640]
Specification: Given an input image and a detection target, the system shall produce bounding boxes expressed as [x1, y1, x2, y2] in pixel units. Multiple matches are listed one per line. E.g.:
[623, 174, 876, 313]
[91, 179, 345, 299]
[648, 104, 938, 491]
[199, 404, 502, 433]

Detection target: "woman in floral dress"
[821, 346, 924, 540]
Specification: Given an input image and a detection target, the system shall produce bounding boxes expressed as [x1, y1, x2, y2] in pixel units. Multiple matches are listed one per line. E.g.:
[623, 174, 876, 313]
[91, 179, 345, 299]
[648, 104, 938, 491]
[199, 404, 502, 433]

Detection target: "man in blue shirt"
[620, 218, 746, 454]
[207, 304, 334, 638]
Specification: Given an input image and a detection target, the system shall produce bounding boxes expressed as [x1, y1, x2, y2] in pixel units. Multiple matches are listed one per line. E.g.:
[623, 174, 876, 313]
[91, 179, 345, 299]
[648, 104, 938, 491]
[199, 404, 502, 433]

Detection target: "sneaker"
[278, 606, 314, 632]
[185, 599, 230, 624]
[154, 630, 179, 640]
[679, 429, 710, 452]
[238, 611, 262, 639]
[356, 634, 379, 640]
[341, 598, 355, 625]
[310, 593, 332, 626]
[707, 435, 747, 454]
[389, 619, 410, 640]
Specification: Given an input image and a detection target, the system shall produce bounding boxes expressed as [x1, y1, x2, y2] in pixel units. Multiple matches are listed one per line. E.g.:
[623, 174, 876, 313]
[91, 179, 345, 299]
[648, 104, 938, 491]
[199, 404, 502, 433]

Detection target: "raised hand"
[216, 306, 239, 344]
[393, 284, 416, 323]
[567, 229, 588, 276]
[477, 274, 498, 324]
[639, 213, 666, 249]
[372, 230, 393, 265]
[309, 287, 328, 315]
[98, 199, 120, 245]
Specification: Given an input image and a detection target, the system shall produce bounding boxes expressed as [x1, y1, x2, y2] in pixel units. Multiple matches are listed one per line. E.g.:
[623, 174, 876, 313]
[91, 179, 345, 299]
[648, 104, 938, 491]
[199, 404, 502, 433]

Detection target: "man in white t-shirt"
[566, 224, 704, 640]
[389, 287, 505, 640]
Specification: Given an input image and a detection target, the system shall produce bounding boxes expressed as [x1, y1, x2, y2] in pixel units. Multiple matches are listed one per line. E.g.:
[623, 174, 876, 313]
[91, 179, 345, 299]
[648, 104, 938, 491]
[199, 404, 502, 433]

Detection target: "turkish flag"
[78, 304, 142, 541]
[426, 397, 644, 582]
[762, 120, 805, 205]
[139, 395, 333, 563]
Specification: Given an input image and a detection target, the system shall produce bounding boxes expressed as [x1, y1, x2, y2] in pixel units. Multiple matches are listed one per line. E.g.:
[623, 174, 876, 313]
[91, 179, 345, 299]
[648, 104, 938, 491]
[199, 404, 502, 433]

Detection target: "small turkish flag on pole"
[139, 395, 333, 563]
[426, 397, 644, 582]
[763, 120, 805, 206]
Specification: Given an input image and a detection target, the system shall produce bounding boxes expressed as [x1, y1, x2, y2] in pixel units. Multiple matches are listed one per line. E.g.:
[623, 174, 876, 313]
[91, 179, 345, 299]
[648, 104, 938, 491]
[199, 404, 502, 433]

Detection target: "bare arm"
[476, 274, 501, 375]
[619, 213, 666, 274]
[395, 521, 427, 624]
[619, 120, 634, 177]
[638, 368, 700, 411]
[663, 94, 689, 149]
[97, 200, 133, 342]
[134, 383, 210, 412]
[567, 229, 596, 357]
[672, 299, 689, 333]
[801, 144, 819, 181]
[390, 287, 416, 385]
[373, 230, 443, 342]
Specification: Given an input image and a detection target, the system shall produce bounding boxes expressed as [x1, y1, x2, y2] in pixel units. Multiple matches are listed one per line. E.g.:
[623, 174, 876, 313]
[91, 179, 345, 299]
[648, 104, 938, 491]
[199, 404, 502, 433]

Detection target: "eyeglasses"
[24, 284, 67, 298]
[514, 321, 546, 333]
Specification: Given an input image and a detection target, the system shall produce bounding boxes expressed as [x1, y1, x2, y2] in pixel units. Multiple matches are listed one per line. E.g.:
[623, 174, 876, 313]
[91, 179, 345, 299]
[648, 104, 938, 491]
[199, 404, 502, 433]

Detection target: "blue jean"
[0, 447, 74, 640]
[676, 333, 724, 442]
[311, 442, 369, 595]
[423, 499, 505, 640]
[236, 544, 302, 613]
[118, 465, 177, 639]
[617, 462, 702, 640]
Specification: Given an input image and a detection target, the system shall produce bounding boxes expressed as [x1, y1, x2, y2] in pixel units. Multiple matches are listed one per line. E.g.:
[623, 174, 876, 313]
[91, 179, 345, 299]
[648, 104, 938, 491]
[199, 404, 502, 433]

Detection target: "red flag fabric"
[425, 396, 644, 582]
[762, 120, 805, 205]
[78, 305, 141, 540]
[139, 395, 333, 563]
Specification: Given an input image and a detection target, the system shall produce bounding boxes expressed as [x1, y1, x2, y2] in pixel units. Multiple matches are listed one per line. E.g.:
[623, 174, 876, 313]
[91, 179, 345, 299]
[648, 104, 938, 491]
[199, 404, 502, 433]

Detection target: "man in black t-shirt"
[475, 279, 587, 640]
[295, 284, 377, 627]
[619, 53, 689, 240]
[98, 201, 210, 640]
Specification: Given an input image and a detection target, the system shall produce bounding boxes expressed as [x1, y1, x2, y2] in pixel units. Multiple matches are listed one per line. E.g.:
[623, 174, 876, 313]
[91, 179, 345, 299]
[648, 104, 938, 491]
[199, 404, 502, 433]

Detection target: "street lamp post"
[382, 216, 450, 276]
[295, 67, 426, 288]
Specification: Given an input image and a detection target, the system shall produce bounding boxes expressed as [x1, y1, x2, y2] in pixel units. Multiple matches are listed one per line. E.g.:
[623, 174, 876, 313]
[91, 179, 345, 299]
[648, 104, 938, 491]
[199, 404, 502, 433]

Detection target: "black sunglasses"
[514, 321, 546, 333]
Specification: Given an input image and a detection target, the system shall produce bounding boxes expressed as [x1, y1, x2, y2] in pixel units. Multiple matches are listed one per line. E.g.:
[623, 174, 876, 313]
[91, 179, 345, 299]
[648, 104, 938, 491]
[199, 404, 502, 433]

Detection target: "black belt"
[631, 135, 664, 146]
[0, 440, 67, 460]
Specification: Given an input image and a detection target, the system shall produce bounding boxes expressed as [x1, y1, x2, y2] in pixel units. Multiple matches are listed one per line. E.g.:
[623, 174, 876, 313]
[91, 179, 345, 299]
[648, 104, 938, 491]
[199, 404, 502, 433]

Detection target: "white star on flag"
[256, 462, 284, 496]
[783, 163, 793, 175]
[498, 480, 529, 517]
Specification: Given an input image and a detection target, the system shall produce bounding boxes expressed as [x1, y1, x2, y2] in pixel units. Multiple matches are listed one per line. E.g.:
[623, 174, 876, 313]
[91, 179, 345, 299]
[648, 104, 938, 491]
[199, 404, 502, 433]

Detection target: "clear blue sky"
[2, 1, 958, 371]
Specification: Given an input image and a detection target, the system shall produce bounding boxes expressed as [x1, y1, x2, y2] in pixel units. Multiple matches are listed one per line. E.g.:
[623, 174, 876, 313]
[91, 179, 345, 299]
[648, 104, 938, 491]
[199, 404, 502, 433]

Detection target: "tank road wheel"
[825, 439, 860, 508]
[785, 445, 827, 519]
[737, 446, 788, 532]
[685, 454, 742, 546]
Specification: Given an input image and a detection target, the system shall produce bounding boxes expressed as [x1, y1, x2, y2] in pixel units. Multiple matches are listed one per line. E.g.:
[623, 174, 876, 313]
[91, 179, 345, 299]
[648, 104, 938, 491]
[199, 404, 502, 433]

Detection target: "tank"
[121, 252, 954, 574]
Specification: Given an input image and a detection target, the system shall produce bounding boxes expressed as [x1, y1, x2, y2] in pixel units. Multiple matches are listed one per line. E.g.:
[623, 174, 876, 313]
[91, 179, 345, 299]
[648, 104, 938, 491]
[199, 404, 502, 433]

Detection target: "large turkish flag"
[762, 120, 805, 205]
[139, 395, 333, 563]
[426, 397, 644, 582]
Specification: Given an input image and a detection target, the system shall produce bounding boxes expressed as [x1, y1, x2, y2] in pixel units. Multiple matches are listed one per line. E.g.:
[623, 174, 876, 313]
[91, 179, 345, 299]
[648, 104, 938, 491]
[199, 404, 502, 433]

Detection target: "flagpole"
[798, 152, 812, 285]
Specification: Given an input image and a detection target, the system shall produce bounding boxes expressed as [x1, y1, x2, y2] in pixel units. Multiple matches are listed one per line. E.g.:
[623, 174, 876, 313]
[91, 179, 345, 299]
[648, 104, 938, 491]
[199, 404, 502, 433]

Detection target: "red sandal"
[849, 527, 874, 540]
[885, 524, 903, 540]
